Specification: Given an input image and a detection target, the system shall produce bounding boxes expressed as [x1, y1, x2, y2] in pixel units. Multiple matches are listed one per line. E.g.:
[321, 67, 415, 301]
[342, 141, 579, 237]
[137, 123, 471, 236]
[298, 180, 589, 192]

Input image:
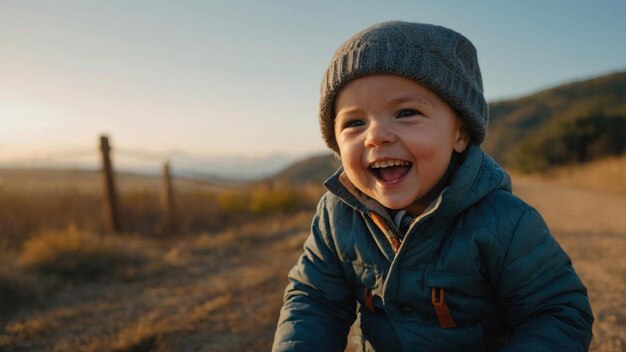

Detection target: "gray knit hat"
[320, 21, 488, 153]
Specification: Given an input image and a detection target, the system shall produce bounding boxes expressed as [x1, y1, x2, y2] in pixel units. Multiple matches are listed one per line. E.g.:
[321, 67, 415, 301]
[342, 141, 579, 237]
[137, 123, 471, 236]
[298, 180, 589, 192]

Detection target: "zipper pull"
[364, 287, 375, 312]
[431, 288, 456, 328]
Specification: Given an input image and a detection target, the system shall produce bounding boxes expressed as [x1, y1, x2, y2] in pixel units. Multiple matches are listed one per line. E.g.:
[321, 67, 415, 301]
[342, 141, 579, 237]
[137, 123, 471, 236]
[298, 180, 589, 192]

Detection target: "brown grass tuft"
[17, 225, 146, 281]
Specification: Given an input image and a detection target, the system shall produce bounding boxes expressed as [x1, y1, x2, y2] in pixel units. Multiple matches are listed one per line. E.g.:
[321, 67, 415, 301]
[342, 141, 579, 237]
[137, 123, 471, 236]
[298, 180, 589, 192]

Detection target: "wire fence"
[0, 135, 244, 235]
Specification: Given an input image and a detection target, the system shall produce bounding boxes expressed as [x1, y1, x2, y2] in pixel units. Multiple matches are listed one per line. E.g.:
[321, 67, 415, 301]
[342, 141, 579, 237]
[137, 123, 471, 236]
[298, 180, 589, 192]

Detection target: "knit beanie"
[320, 21, 488, 153]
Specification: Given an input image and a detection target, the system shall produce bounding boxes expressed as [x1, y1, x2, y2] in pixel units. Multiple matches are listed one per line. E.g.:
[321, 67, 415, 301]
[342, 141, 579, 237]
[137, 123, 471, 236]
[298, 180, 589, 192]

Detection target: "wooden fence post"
[100, 135, 121, 233]
[161, 161, 177, 234]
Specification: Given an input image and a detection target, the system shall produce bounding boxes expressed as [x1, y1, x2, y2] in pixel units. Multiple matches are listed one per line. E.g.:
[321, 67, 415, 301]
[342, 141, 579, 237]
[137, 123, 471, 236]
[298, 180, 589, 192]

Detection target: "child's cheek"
[410, 135, 451, 162]
[342, 158, 365, 185]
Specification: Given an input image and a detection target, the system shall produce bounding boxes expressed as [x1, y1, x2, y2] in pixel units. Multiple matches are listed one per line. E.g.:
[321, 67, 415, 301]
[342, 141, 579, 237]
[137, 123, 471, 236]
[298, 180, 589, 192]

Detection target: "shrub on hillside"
[510, 113, 626, 173]
[216, 184, 317, 217]
[216, 190, 251, 214]
[249, 185, 310, 216]
[17, 226, 145, 281]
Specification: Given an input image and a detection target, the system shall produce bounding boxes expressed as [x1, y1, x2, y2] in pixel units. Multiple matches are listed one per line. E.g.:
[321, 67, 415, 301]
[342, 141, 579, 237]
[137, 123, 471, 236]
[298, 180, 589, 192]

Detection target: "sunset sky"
[1, 0, 625, 168]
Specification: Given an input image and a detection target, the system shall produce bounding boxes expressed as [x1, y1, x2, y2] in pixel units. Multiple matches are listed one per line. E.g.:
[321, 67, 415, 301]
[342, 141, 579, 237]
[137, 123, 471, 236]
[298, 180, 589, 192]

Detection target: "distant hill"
[272, 154, 340, 184]
[484, 71, 626, 168]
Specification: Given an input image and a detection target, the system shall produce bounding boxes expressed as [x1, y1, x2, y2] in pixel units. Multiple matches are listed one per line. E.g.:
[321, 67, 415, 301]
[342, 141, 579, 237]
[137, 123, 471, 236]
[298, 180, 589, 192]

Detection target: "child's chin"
[378, 198, 412, 210]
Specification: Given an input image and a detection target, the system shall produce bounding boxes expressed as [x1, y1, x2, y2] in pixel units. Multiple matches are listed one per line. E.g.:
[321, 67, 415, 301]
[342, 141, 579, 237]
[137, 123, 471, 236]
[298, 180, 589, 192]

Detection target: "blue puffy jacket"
[273, 146, 593, 351]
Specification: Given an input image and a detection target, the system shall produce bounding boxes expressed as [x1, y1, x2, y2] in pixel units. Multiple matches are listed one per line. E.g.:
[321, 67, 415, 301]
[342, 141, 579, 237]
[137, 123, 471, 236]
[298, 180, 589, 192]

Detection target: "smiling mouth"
[369, 160, 412, 183]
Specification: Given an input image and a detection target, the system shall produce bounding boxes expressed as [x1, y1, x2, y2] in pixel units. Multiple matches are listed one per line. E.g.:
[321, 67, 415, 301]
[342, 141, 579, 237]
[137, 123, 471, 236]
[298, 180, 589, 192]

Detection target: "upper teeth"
[370, 160, 410, 168]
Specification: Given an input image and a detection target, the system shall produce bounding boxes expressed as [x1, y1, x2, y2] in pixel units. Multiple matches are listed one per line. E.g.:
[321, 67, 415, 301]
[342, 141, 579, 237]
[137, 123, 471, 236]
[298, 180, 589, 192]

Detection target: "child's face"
[334, 74, 469, 210]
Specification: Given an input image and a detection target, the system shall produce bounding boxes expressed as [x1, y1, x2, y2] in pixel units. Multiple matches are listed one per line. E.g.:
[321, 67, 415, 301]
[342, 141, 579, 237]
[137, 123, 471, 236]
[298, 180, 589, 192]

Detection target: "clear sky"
[1, 0, 625, 165]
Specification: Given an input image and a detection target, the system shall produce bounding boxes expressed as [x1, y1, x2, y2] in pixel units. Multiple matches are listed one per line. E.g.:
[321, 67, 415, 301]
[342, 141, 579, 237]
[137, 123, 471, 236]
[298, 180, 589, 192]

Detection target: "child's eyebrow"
[389, 94, 433, 107]
[335, 106, 362, 117]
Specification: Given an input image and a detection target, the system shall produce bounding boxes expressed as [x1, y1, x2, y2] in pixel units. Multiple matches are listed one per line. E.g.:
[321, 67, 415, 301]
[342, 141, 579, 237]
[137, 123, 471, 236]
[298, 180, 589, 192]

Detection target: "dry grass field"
[0, 160, 624, 351]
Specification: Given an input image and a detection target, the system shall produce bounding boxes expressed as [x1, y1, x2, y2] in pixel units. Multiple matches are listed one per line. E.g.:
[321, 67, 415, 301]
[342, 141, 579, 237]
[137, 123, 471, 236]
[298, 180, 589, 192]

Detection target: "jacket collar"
[323, 145, 511, 221]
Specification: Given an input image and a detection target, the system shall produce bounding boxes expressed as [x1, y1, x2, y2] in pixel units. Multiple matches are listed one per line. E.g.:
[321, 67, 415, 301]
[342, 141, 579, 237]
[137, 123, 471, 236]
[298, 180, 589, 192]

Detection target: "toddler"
[273, 21, 593, 351]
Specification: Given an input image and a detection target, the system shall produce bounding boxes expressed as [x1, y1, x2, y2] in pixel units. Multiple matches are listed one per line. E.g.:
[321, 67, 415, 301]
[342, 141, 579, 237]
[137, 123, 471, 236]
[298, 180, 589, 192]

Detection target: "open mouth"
[369, 160, 412, 183]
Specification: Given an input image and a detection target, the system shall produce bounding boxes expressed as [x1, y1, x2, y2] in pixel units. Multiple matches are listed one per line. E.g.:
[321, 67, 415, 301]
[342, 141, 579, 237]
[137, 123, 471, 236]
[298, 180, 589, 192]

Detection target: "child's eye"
[342, 119, 365, 129]
[396, 109, 421, 118]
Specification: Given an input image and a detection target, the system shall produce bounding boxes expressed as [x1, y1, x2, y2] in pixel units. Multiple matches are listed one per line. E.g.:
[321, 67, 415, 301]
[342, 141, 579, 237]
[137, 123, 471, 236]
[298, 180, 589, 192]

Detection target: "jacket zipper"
[368, 211, 402, 253]
[368, 196, 456, 328]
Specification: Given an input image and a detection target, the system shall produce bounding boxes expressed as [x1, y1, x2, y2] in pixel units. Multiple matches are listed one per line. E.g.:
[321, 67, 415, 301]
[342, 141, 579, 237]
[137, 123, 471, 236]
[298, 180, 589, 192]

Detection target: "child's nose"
[365, 122, 396, 148]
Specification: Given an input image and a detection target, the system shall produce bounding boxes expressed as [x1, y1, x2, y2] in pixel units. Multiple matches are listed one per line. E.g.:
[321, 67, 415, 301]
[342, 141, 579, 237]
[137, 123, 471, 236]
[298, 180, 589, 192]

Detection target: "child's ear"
[453, 124, 471, 153]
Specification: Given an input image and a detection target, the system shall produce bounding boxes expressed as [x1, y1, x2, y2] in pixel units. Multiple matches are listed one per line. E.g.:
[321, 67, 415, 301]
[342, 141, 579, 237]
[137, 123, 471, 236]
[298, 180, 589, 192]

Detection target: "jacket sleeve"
[495, 207, 594, 352]
[272, 198, 356, 352]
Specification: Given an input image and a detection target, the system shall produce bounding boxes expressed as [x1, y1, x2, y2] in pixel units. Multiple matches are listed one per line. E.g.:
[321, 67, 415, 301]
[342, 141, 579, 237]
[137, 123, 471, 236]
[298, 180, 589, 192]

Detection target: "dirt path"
[0, 213, 311, 351]
[512, 175, 626, 352]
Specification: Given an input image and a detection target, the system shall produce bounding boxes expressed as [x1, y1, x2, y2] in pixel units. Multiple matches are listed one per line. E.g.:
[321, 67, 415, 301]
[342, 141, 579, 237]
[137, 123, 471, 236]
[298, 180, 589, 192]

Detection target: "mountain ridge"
[484, 71, 626, 164]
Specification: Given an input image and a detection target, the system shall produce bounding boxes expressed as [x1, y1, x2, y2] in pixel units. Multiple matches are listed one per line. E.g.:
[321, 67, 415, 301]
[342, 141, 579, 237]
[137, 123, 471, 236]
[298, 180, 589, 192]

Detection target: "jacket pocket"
[349, 263, 384, 311]
[427, 272, 496, 326]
